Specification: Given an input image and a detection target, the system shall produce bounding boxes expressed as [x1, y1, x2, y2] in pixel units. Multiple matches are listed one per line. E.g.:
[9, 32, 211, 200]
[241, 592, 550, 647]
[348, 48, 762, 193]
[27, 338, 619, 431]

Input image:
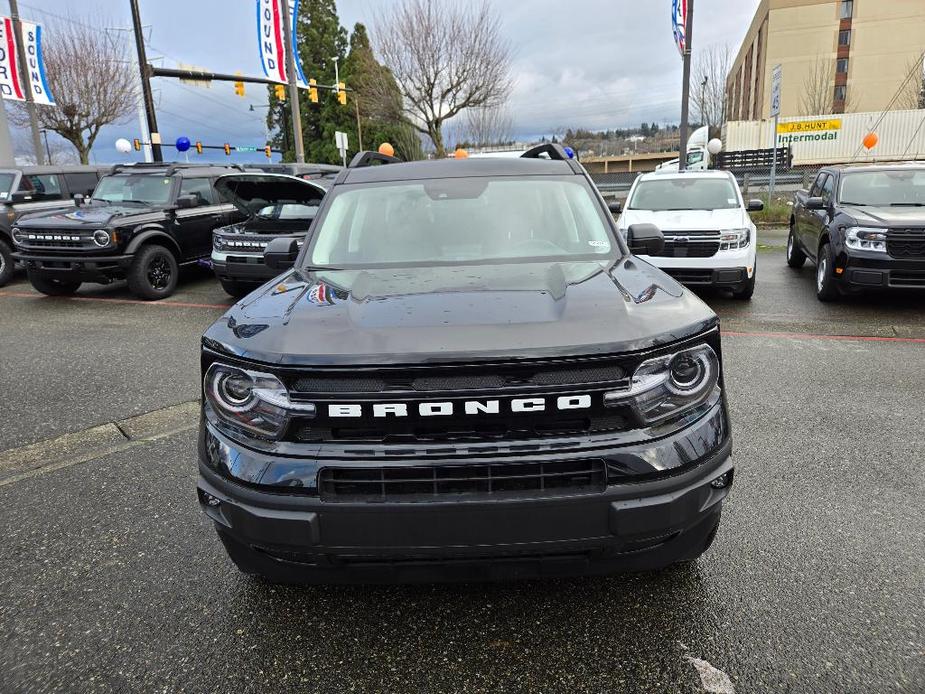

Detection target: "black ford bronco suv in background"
[12, 162, 246, 300]
[197, 145, 734, 584]
[789, 163, 925, 300]
[211, 173, 326, 297]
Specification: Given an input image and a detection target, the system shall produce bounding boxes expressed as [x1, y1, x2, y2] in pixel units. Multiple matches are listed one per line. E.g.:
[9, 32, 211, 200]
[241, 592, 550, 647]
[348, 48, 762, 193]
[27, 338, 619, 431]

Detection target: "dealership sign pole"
[769, 64, 782, 201]
[674, 0, 694, 171]
[6, 0, 44, 164]
[258, 0, 305, 163]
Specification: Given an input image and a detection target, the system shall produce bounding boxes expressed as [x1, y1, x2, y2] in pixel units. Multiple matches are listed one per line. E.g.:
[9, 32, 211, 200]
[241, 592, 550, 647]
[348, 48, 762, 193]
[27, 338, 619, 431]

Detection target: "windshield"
[0, 173, 15, 197]
[628, 177, 740, 211]
[93, 174, 175, 205]
[256, 203, 319, 220]
[839, 169, 925, 206]
[308, 176, 616, 268]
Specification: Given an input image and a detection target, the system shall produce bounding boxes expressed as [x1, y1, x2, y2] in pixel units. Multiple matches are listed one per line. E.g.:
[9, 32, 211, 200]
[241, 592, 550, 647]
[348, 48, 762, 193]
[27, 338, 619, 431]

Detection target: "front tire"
[27, 271, 82, 296]
[0, 238, 14, 287]
[127, 244, 179, 300]
[786, 224, 806, 268]
[219, 278, 256, 299]
[815, 241, 840, 302]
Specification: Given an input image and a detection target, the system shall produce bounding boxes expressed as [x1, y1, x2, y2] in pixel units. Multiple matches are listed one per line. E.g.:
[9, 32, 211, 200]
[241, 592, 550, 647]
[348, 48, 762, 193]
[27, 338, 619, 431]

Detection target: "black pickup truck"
[788, 164, 925, 301]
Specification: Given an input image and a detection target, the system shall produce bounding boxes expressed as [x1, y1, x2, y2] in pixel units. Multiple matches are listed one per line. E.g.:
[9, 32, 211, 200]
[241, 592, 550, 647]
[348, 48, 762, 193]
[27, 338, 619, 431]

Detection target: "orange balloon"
[862, 132, 878, 150]
[454, 148, 469, 159]
[378, 142, 395, 157]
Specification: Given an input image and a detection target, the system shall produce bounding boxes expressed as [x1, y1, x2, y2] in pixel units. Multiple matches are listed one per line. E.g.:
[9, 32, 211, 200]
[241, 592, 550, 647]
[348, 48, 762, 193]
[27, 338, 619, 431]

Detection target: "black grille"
[889, 271, 925, 287]
[663, 268, 715, 284]
[19, 236, 89, 249]
[887, 229, 925, 259]
[654, 242, 719, 258]
[318, 459, 607, 502]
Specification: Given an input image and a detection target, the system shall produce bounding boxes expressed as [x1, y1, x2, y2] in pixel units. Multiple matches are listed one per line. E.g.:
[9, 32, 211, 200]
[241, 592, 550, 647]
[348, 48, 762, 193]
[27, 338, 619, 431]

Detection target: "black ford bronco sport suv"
[12, 162, 246, 300]
[197, 146, 734, 583]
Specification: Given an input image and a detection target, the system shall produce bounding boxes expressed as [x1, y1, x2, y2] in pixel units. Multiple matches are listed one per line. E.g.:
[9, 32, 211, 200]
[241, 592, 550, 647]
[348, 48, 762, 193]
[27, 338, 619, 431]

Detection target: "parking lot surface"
[1, 235, 923, 693]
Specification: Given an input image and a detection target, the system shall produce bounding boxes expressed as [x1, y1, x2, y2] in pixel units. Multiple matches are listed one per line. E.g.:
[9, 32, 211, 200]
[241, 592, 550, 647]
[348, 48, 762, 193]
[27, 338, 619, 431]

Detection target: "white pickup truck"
[615, 170, 763, 300]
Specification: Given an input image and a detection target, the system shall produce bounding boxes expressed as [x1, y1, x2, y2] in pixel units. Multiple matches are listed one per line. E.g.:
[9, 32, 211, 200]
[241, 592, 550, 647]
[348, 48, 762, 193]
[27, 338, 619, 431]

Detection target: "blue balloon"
[563, 146, 575, 159]
[175, 136, 191, 152]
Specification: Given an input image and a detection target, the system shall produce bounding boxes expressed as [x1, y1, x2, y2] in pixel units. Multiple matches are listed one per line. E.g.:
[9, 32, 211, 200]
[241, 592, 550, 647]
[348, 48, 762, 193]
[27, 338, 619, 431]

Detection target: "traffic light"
[274, 84, 286, 101]
[336, 82, 347, 105]
[133, 138, 141, 151]
[264, 146, 271, 159]
[234, 80, 245, 97]
[195, 141, 203, 155]
[223, 143, 231, 156]
[308, 78, 318, 103]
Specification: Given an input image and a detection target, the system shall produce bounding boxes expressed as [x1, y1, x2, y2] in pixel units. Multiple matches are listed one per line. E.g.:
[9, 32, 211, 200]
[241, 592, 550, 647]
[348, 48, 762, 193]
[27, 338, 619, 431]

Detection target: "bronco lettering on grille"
[328, 395, 593, 418]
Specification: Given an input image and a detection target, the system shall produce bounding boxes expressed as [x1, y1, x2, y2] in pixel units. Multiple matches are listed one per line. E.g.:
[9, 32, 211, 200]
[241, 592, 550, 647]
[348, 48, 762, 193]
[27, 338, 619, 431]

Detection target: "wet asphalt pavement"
[1, 235, 923, 693]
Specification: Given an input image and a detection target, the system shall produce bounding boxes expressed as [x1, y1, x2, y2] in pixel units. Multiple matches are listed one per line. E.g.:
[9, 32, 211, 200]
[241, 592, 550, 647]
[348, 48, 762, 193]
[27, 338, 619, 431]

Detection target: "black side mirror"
[607, 200, 622, 215]
[805, 196, 825, 211]
[626, 223, 664, 256]
[264, 237, 300, 270]
[747, 199, 764, 212]
[10, 191, 32, 203]
[175, 193, 199, 209]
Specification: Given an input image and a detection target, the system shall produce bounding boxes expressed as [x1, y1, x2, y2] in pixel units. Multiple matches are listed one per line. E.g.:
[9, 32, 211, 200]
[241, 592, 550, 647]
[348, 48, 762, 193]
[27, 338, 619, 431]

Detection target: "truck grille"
[662, 268, 715, 284]
[887, 229, 925, 259]
[318, 459, 607, 502]
[16, 232, 95, 250]
[651, 230, 720, 258]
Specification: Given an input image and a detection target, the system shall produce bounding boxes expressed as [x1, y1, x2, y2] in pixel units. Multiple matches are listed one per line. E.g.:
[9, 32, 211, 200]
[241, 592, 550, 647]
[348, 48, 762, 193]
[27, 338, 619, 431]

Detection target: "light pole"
[700, 76, 709, 127]
[39, 128, 51, 163]
[281, 0, 304, 163]
[678, 0, 695, 171]
[9, 0, 44, 164]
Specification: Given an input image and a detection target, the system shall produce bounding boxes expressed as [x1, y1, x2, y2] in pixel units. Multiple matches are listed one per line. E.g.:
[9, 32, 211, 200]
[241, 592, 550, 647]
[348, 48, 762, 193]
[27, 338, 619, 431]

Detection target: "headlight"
[604, 344, 720, 425]
[719, 228, 749, 250]
[93, 229, 112, 247]
[11, 227, 24, 245]
[213, 235, 225, 251]
[204, 363, 315, 440]
[845, 227, 887, 253]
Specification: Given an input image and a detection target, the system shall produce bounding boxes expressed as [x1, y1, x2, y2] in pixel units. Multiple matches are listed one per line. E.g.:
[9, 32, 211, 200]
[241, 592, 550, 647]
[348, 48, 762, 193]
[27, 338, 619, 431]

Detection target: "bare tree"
[10, 128, 79, 165]
[897, 55, 925, 110]
[800, 56, 833, 116]
[372, 0, 513, 157]
[691, 44, 731, 129]
[8, 17, 137, 163]
[465, 105, 513, 147]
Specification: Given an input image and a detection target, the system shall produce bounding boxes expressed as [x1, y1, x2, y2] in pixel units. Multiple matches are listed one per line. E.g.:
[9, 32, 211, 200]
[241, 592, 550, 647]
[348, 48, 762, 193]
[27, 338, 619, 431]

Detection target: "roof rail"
[520, 143, 574, 161]
[348, 151, 401, 168]
[108, 162, 246, 175]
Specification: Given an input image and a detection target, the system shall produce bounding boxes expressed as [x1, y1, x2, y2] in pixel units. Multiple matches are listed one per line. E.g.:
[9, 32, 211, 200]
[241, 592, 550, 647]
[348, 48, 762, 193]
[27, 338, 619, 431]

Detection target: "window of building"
[836, 58, 849, 74]
[838, 30, 851, 46]
[840, 0, 853, 19]
[834, 85, 847, 102]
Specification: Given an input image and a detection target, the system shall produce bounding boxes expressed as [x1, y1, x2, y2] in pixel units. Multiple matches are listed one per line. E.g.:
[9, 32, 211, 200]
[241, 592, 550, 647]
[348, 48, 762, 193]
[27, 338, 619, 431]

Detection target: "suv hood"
[841, 205, 925, 227]
[215, 173, 325, 220]
[203, 260, 718, 366]
[619, 208, 748, 231]
[16, 202, 158, 228]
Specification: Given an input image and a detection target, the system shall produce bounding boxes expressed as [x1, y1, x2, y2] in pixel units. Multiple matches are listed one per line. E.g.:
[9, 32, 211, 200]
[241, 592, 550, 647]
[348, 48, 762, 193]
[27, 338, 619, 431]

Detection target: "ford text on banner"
[19, 21, 54, 105]
[671, 0, 687, 58]
[0, 17, 24, 101]
[256, 0, 307, 88]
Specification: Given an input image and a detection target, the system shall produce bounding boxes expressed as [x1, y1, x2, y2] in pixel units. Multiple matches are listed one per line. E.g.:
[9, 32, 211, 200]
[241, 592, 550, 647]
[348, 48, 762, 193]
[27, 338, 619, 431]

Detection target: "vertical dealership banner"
[19, 21, 54, 105]
[672, 0, 687, 58]
[256, 0, 307, 88]
[0, 17, 24, 101]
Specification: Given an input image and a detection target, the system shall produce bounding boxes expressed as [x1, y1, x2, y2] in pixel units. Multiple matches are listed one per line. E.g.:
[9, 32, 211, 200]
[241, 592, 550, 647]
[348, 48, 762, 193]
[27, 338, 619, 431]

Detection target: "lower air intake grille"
[318, 459, 607, 502]
[887, 229, 925, 259]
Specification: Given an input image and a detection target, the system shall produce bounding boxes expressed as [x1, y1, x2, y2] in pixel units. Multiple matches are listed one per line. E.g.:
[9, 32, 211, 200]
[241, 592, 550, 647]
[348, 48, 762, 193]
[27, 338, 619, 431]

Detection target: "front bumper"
[211, 251, 276, 283]
[12, 251, 133, 282]
[838, 251, 925, 290]
[645, 245, 756, 290]
[197, 403, 733, 583]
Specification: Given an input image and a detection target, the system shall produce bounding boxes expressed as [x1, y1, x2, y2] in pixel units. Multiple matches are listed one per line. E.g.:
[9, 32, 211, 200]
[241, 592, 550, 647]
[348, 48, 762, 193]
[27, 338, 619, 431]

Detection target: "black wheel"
[815, 241, 840, 302]
[127, 244, 178, 300]
[219, 278, 256, 299]
[786, 223, 806, 268]
[0, 238, 13, 287]
[27, 270, 81, 296]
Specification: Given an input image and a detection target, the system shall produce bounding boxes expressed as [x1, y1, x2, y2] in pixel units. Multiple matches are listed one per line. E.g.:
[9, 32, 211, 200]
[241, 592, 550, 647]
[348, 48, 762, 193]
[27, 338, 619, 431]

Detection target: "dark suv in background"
[0, 165, 107, 287]
[197, 146, 734, 584]
[13, 162, 246, 300]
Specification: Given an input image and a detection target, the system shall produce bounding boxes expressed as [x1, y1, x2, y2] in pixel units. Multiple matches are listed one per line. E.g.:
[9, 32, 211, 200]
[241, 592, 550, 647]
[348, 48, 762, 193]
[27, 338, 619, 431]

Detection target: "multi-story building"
[726, 0, 925, 120]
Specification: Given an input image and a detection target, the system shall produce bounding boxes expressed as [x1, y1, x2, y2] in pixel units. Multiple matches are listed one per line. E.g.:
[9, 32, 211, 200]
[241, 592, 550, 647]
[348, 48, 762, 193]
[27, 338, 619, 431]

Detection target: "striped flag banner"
[20, 20, 54, 105]
[256, 0, 307, 88]
[0, 17, 24, 101]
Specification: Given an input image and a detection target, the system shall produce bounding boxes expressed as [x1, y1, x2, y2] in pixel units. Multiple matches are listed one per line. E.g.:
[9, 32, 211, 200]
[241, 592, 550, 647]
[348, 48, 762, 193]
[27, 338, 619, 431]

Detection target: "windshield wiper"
[840, 201, 868, 206]
[889, 202, 925, 207]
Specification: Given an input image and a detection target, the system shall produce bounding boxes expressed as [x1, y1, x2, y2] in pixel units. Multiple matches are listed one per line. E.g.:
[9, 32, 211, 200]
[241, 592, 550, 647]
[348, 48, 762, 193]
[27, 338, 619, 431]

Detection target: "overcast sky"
[10, 0, 759, 163]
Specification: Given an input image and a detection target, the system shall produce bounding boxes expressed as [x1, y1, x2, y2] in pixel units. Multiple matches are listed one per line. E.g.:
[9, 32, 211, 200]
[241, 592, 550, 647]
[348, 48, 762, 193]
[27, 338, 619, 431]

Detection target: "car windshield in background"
[0, 173, 15, 199]
[629, 177, 740, 211]
[256, 203, 318, 220]
[309, 176, 615, 268]
[839, 169, 925, 206]
[93, 174, 174, 205]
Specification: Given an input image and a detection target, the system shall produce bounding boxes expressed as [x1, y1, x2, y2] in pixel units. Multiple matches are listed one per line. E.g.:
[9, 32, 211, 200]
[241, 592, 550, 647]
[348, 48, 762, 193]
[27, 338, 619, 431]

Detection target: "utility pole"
[9, 0, 44, 164]
[678, 0, 694, 171]
[129, 0, 162, 162]
[280, 0, 305, 163]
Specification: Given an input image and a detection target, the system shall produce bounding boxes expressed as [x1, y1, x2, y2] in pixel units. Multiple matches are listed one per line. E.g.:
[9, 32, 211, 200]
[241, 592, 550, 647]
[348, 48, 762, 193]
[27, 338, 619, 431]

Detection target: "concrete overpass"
[580, 151, 680, 174]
